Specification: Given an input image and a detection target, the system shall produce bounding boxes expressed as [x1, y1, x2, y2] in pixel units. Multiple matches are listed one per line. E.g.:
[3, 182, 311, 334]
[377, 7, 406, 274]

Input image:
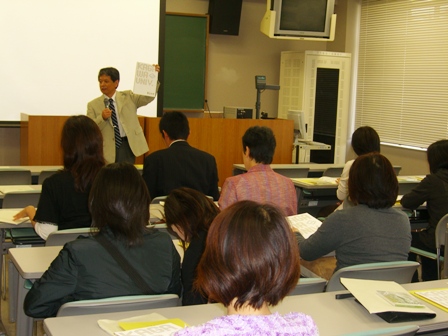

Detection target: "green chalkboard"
[163, 14, 208, 111]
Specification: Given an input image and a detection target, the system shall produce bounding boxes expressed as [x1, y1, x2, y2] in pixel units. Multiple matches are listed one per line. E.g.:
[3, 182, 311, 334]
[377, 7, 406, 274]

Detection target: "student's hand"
[13, 206, 36, 221]
[102, 108, 112, 120]
[335, 178, 340, 185]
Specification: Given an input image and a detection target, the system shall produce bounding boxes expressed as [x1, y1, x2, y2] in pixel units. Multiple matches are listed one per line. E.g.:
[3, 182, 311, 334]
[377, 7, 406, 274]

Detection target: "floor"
[1, 255, 44, 336]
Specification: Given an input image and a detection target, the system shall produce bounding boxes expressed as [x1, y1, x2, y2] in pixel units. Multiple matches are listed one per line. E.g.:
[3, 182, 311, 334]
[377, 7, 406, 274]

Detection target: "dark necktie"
[109, 98, 122, 148]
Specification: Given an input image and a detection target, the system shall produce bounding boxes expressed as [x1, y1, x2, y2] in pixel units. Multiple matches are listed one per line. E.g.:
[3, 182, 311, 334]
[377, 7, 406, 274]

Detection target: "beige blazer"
[87, 90, 156, 163]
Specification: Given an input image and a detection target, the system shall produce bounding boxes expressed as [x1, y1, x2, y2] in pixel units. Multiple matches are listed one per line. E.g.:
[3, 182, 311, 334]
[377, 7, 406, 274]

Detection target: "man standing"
[219, 126, 298, 216]
[87, 66, 159, 164]
[142, 111, 220, 200]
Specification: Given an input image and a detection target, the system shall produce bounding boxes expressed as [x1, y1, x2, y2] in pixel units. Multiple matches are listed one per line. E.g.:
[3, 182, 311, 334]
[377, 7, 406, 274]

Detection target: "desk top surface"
[9, 245, 62, 278]
[293, 175, 425, 189]
[43, 280, 448, 336]
[0, 165, 143, 176]
[233, 163, 344, 172]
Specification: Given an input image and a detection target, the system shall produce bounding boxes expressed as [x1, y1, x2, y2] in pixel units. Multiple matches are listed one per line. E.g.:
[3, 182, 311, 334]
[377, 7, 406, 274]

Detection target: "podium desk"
[43, 280, 448, 336]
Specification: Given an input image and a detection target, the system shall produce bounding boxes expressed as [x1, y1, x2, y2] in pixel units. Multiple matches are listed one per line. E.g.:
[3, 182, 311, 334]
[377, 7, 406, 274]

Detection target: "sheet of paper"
[340, 278, 435, 315]
[133, 62, 158, 97]
[98, 313, 168, 335]
[287, 213, 322, 239]
[115, 323, 183, 336]
[0, 209, 30, 225]
[412, 288, 448, 312]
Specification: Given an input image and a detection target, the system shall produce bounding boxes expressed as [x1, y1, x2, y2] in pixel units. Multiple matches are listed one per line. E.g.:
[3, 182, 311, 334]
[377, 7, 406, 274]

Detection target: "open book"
[287, 213, 322, 239]
[341, 278, 436, 323]
[0, 209, 31, 225]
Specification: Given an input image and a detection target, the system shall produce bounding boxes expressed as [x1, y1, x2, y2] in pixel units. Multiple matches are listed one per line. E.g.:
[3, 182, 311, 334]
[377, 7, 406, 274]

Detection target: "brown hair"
[164, 188, 220, 250]
[351, 126, 380, 156]
[195, 200, 300, 310]
[61, 115, 105, 192]
[348, 153, 398, 209]
[89, 162, 150, 246]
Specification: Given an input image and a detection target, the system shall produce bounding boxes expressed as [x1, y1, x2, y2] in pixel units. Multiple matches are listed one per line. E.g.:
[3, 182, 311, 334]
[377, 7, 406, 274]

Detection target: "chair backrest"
[322, 167, 343, 177]
[2, 190, 41, 208]
[45, 228, 95, 246]
[0, 169, 32, 185]
[272, 167, 309, 178]
[150, 196, 167, 204]
[325, 261, 419, 292]
[288, 277, 327, 296]
[56, 294, 179, 317]
[342, 324, 419, 336]
[38, 169, 59, 184]
[393, 166, 402, 176]
[435, 213, 448, 249]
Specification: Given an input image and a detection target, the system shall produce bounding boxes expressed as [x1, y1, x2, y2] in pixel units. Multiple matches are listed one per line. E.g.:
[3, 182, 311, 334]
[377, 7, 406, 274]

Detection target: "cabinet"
[278, 51, 351, 164]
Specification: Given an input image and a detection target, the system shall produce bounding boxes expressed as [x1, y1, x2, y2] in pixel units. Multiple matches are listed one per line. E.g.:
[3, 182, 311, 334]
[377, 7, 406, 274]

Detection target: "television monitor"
[287, 110, 307, 140]
[273, 0, 335, 38]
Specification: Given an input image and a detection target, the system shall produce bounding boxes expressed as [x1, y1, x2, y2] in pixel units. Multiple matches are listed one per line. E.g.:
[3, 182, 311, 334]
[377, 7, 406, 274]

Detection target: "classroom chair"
[272, 167, 309, 178]
[0, 168, 32, 185]
[56, 294, 180, 317]
[325, 261, 419, 292]
[322, 167, 343, 177]
[45, 228, 96, 246]
[341, 324, 419, 336]
[38, 169, 59, 184]
[288, 277, 327, 296]
[409, 213, 448, 280]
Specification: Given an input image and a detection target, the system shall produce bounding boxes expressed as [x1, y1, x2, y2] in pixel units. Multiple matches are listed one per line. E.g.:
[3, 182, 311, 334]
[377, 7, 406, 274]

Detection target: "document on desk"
[411, 288, 448, 312]
[287, 213, 322, 238]
[292, 177, 338, 186]
[98, 313, 187, 335]
[341, 278, 436, 322]
[0, 209, 30, 225]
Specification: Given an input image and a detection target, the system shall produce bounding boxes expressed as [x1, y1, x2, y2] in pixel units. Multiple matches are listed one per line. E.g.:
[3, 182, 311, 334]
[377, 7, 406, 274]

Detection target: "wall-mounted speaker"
[208, 0, 243, 36]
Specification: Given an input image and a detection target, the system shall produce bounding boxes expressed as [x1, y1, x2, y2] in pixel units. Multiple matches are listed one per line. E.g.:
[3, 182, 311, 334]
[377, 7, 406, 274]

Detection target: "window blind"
[355, 0, 448, 149]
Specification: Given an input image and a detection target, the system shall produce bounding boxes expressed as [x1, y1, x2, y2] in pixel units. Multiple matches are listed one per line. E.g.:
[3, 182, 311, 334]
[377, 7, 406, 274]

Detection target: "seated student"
[14, 115, 105, 239]
[219, 126, 298, 216]
[336, 125, 380, 209]
[24, 163, 181, 318]
[142, 111, 220, 200]
[401, 139, 448, 281]
[296, 153, 411, 272]
[164, 187, 220, 306]
[175, 201, 318, 336]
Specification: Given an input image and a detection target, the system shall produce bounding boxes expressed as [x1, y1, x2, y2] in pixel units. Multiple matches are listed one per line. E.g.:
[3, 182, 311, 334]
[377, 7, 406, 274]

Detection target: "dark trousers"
[115, 137, 136, 164]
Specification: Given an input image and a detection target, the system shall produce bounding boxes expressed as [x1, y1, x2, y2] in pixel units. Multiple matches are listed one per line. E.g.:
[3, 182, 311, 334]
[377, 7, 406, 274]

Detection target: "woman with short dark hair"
[14, 115, 105, 239]
[297, 153, 411, 272]
[175, 201, 318, 336]
[24, 163, 181, 318]
[337, 125, 381, 208]
[401, 139, 448, 281]
[164, 187, 220, 306]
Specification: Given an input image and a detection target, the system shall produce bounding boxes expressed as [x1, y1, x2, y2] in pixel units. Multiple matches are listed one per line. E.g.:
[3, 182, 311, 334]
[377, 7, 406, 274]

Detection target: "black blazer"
[142, 141, 220, 200]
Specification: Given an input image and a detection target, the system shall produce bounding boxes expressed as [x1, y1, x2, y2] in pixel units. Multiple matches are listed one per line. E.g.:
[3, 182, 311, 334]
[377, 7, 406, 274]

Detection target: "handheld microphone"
[104, 98, 109, 109]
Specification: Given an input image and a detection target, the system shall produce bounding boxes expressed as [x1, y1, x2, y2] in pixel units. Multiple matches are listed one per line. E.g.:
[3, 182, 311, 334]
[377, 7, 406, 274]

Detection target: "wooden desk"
[43, 280, 448, 336]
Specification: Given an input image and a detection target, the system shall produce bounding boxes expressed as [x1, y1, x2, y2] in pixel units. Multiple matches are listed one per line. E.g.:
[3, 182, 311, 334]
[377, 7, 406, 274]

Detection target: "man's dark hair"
[159, 111, 190, 140]
[427, 139, 448, 174]
[98, 67, 120, 82]
[242, 126, 276, 164]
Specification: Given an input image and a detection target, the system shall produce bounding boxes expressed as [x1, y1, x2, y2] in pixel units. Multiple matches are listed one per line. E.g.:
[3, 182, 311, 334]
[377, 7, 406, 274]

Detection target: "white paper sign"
[133, 62, 158, 97]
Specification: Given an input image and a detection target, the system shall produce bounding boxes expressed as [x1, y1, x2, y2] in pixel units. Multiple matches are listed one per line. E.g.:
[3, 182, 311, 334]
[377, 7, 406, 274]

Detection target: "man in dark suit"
[142, 111, 220, 200]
